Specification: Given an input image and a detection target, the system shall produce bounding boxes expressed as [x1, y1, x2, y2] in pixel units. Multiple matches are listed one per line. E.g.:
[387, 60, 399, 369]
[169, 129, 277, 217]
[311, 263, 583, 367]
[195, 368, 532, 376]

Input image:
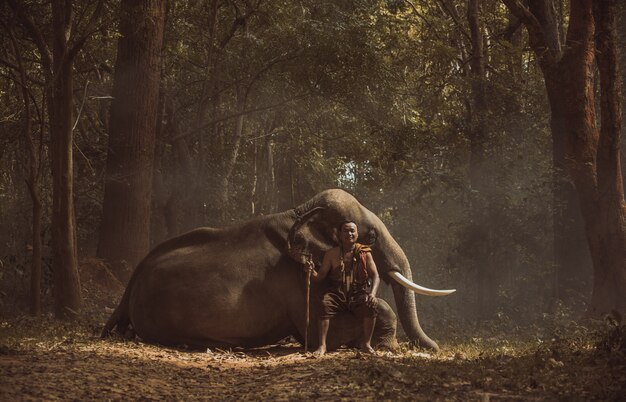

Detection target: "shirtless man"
[305, 221, 380, 356]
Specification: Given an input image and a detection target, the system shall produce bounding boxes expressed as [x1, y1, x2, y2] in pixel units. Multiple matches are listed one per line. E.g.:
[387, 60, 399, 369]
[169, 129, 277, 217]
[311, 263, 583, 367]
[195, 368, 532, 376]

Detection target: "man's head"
[338, 220, 358, 246]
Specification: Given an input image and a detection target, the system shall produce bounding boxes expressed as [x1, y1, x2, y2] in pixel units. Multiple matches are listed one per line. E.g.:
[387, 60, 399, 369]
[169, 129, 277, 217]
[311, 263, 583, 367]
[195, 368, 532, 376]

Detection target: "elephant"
[102, 189, 455, 351]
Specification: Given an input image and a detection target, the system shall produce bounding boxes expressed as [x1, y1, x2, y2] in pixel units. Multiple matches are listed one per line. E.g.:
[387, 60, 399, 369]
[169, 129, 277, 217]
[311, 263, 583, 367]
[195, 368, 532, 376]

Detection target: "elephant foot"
[374, 337, 400, 352]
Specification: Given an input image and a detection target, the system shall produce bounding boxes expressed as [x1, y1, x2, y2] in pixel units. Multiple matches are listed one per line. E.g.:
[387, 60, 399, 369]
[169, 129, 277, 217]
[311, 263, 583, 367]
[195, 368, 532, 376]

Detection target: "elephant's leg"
[371, 299, 399, 351]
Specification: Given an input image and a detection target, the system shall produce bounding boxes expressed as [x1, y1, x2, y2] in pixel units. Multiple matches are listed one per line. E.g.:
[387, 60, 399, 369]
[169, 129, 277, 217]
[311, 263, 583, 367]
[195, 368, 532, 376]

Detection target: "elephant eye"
[365, 229, 377, 244]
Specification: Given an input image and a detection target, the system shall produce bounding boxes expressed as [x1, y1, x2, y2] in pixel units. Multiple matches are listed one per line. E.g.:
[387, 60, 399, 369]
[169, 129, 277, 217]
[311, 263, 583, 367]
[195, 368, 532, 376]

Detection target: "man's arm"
[365, 252, 379, 307]
[306, 249, 333, 283]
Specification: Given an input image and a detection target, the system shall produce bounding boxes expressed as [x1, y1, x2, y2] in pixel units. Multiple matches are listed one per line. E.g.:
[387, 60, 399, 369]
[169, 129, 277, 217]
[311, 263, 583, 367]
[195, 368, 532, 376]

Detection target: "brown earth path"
[3, 260, 624, 400]
[1, 328, 625, 401]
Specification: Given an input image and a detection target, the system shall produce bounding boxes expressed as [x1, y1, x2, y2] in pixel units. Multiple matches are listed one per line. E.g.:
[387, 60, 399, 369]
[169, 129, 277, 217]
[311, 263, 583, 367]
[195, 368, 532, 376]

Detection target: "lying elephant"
[102, 189, 455, 351]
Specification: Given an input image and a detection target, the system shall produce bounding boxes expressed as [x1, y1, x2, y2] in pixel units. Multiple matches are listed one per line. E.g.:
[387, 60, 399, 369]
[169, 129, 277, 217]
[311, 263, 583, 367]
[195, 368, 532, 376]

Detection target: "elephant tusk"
[388, 271, 456, 296]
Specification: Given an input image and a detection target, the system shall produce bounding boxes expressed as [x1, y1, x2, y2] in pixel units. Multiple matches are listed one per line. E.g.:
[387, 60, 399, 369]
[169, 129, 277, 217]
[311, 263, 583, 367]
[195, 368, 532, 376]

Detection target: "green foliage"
[0, 0, 578, 323]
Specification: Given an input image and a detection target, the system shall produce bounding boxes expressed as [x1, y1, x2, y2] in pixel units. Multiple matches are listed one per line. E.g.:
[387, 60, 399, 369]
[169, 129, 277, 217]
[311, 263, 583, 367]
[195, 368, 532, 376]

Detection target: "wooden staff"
[305, 264, 311, 353]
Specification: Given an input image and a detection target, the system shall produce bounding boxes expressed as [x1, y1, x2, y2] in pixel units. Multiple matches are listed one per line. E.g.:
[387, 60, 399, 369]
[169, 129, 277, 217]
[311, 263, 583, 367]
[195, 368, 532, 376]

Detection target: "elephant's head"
[287, 189, 455, 351]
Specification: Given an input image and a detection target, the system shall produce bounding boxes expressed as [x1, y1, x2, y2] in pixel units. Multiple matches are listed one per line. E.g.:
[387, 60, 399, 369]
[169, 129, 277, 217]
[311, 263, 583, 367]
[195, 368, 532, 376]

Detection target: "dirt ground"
[1, 314, 625, 401]
[1, 260, 625, 400]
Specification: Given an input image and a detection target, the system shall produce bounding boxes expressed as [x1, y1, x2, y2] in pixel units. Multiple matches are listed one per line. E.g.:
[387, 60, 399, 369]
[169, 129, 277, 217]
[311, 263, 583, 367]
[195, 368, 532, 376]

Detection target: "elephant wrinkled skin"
[102, 189, 454, 351]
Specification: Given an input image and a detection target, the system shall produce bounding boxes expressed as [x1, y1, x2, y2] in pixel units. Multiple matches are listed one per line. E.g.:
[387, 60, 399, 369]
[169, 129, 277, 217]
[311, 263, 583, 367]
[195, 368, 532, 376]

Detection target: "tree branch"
[0, 55, 18, 70]
[172, 92, 310, 142]
[502, 1, 545, 44]
[68, 0, 104, 60]
[6, 0, 52, 75]
[402, 0, 438, 33]
[436, 0, 471, 42]
[245, 49, 303, 96]
[502, 0, 556, 67]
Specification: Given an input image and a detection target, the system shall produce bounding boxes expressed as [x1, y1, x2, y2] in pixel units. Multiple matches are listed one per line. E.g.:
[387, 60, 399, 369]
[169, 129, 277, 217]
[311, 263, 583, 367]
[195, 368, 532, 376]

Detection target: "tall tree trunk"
[466, 0, 495, 319]
[265, 137, 276, 214]
[214, 85, 247, 223]
[150, 89, 168, 245]
[534, 0, 592, 304]
[9, 0, 103, 318]
[27, 181, 43, 316]
[555, 0, 625, 315]
[98, 0, 166, 280]
[162, 99, 196, 237]
[9, 25, 43, 316]
[508, 0, 626, 314]
[616, 1, 626, 194]
[195, 0, 219, 134]
[48, 2, 82, 318]
[48, 58, 81, 318]
[546, 78, 592, 302]
[250, 140, 258, 215]
[590, 0, 626, 314]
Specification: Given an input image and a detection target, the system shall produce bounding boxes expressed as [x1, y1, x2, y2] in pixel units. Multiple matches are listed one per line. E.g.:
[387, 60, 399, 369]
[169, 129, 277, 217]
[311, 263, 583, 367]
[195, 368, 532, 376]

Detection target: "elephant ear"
[359, 227, 377, 246]
[287, 207, 337, 266]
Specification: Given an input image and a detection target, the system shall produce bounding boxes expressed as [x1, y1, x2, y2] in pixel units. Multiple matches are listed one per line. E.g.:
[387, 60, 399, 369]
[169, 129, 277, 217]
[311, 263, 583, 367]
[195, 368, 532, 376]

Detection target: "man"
[305, 221, 380, 356]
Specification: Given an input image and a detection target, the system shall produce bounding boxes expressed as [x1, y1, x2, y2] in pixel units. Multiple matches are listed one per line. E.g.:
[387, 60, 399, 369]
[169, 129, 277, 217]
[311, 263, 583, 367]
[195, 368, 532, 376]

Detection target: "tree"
[465, 0, 497, 319]
[504, 0, 626, 314]
[4, 20, 44, 315]
[97, 0, 167, 279]
[8, 0, 103, 318]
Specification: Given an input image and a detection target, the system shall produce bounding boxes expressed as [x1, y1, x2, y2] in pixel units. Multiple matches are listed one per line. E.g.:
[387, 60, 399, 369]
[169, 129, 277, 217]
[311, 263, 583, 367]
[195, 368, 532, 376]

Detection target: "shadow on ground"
[1, 317, 625, 401]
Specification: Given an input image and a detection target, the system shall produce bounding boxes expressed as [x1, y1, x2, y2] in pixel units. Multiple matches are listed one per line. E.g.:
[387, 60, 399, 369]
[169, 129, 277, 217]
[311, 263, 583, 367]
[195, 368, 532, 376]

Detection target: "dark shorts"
[319, 283, 377, 319]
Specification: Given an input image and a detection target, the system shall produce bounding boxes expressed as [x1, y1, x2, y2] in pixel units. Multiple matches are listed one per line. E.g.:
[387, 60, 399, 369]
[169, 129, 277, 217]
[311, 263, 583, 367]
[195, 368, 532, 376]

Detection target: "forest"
[0, 0, 625, 400]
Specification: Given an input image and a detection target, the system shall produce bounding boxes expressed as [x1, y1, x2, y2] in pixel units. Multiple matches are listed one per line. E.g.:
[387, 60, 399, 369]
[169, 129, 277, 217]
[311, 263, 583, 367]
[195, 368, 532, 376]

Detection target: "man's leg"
[315, 318, 330, 356]
[359, 317, 376, 353]
[353, 291, 377, 353]
[317, 289, 343, 356]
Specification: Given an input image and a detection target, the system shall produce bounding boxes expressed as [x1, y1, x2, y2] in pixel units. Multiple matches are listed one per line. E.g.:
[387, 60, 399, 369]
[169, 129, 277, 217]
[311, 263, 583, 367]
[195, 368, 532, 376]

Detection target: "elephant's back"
[126, 231, 293, 347]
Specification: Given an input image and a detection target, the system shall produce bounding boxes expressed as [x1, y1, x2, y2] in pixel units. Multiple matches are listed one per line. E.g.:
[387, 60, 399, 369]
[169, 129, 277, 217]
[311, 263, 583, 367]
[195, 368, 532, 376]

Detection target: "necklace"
[339, 244, 358, 293]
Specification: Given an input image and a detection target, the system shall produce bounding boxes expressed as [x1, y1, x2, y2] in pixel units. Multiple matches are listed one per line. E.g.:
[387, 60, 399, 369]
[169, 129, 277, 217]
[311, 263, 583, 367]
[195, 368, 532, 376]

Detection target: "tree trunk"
[506, 0, 593, 305]
[27, 184, 42, 316]
[214, 85, 247, 223]
[25, 87, 43, 318]
[150, 89, 168, 245]
[49, 57, 81, 319]
[265, 137, 276, 214]
[540, 1, 598, 313]
[530, 0, 591, 304]
[616, 0, 626, 196]
[590, 0, 626, 314]
[162, 99, 196, 237]
[98, 0, 166, 280]
[466, 0, 496, 319]
[546, 77, 592, 302]
[250, 140, 258, 215]
[47, 2, 82, 318]
[532, 0, 626, 315]
[8, 23, 43, 316]
[8, 0, 103, 318]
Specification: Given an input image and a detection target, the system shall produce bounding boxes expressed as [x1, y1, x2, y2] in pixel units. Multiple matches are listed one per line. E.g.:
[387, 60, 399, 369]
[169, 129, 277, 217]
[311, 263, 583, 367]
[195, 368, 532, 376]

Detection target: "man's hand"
[303, 260, 317, 277]
[365, 293, 378, 308]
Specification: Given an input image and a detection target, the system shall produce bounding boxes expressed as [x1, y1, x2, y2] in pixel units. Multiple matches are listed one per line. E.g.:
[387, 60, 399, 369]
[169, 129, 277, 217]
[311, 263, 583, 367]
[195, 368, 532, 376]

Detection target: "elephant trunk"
[287, 207, 325, 263]
[390, 274, 439, 351]
[376, 229, 440, 351]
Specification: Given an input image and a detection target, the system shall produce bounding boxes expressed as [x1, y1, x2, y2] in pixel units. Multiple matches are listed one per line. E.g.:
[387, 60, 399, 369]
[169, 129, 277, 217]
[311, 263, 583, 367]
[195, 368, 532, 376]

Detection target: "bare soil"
[1, 259, 625, 400]
[1, 314, 625, 401]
